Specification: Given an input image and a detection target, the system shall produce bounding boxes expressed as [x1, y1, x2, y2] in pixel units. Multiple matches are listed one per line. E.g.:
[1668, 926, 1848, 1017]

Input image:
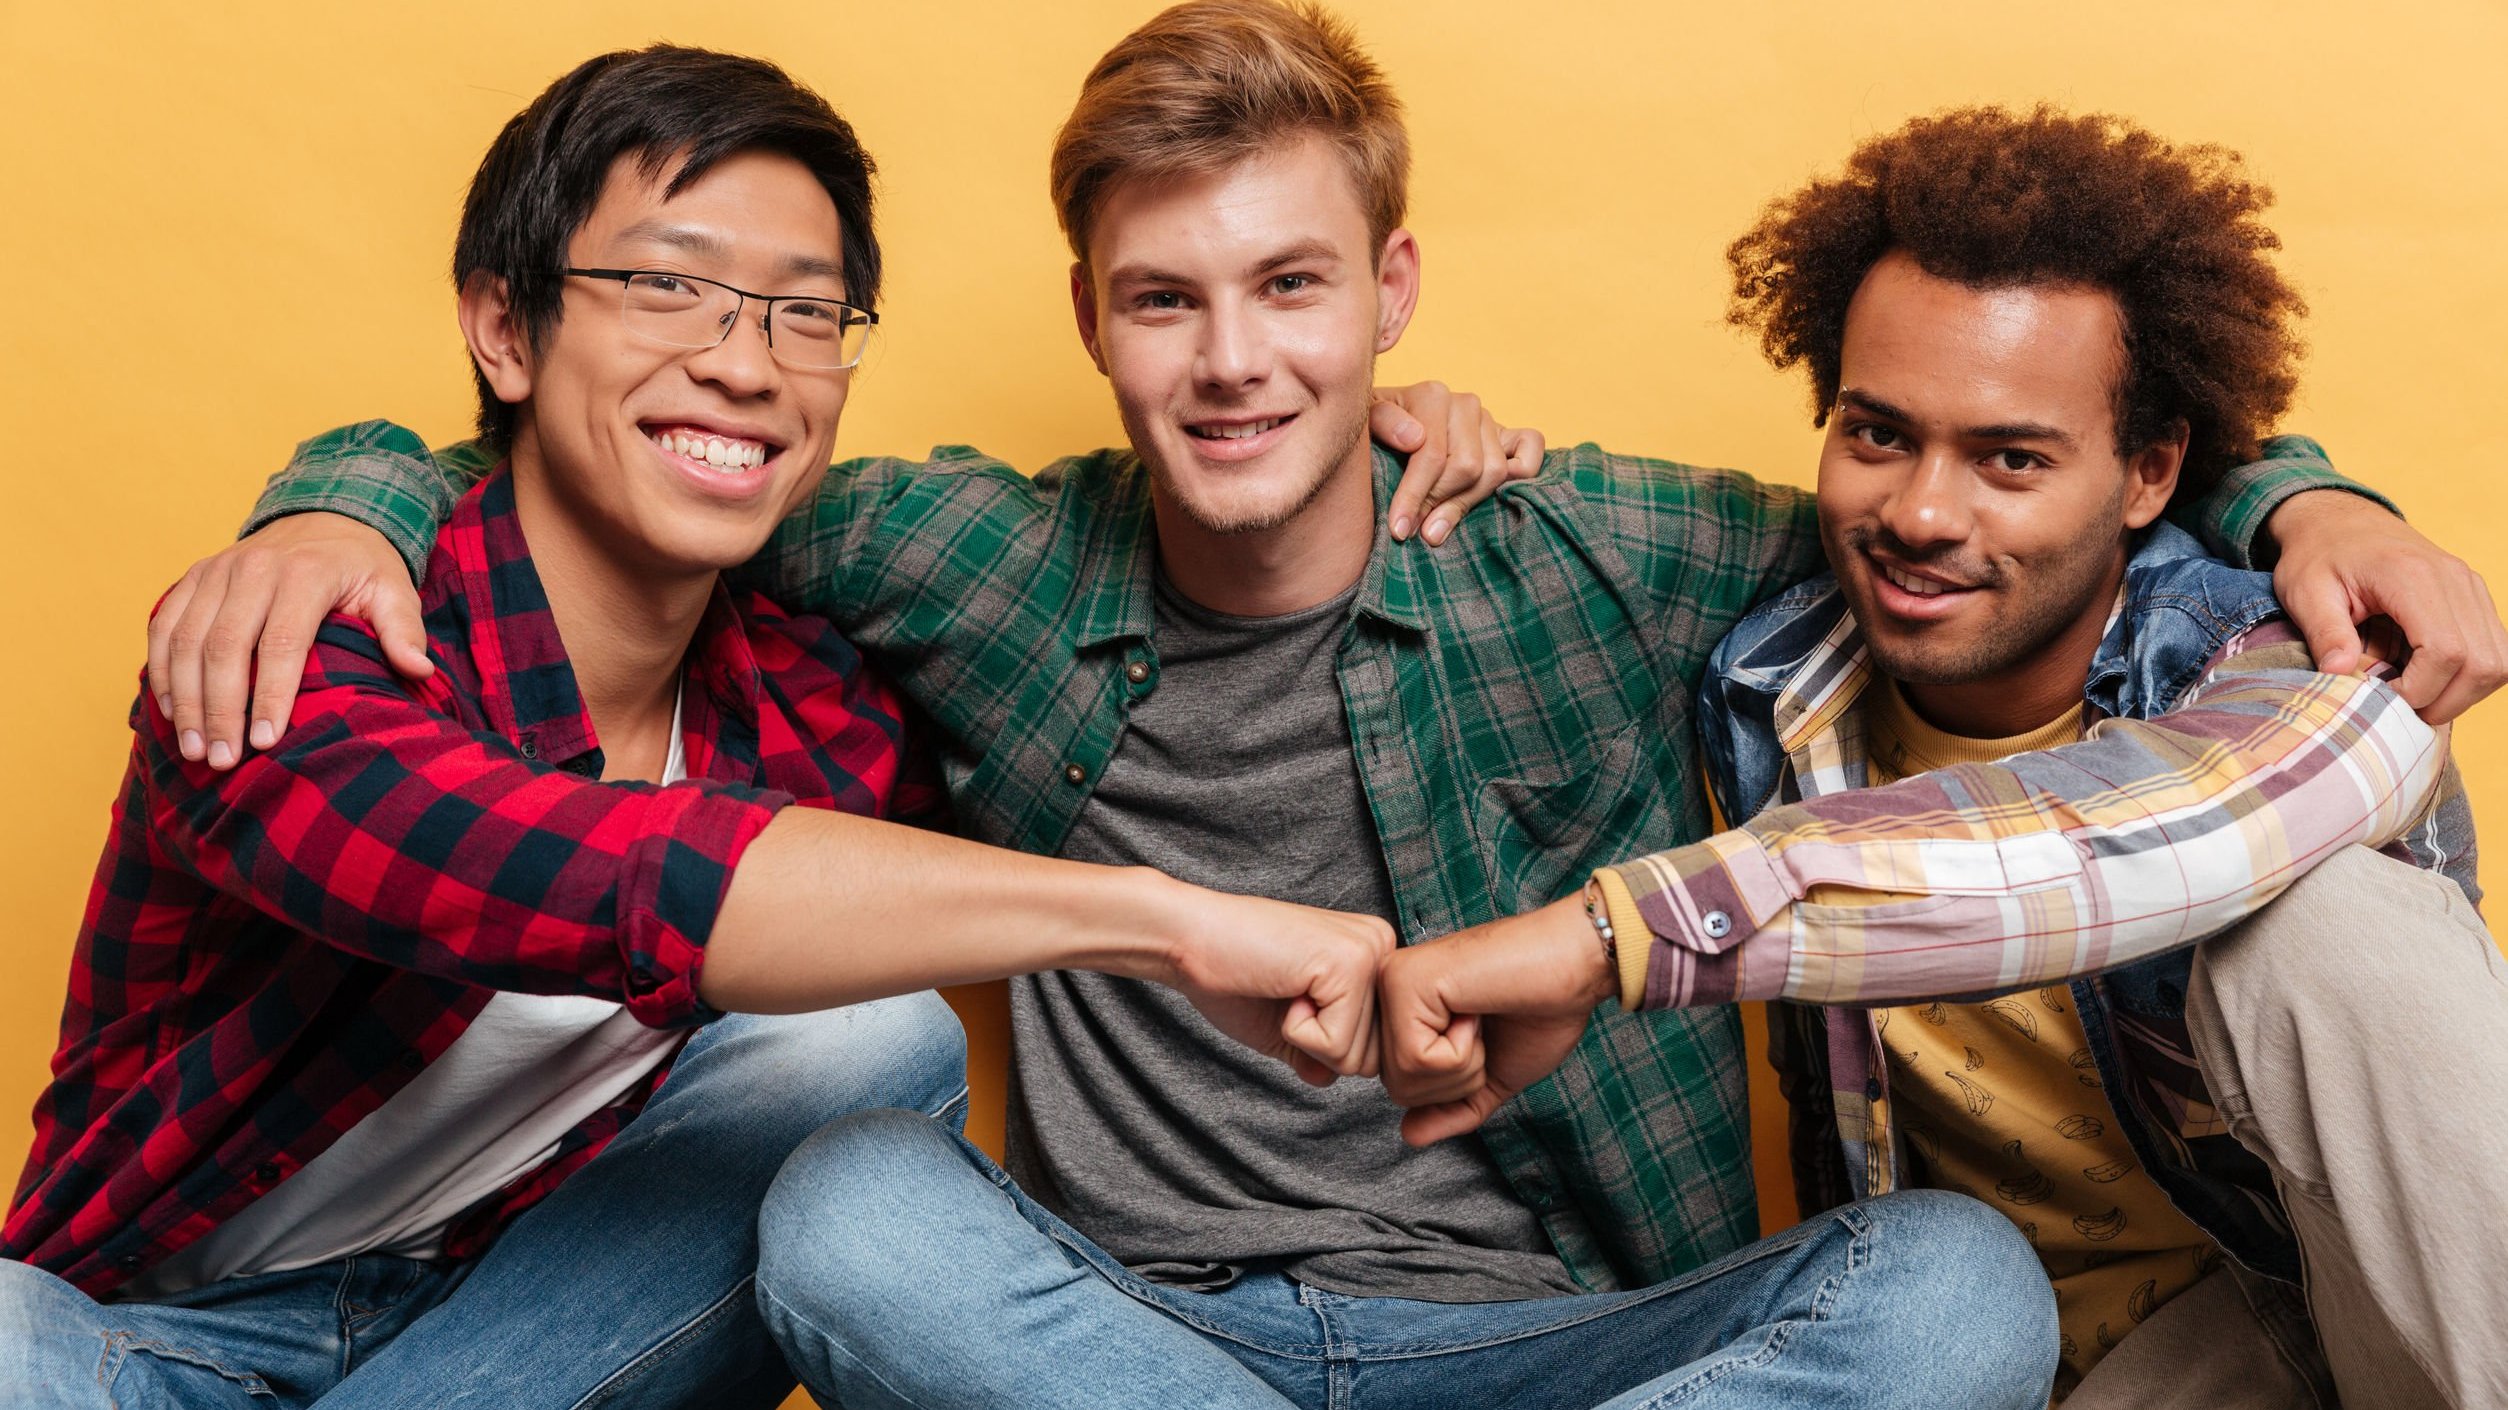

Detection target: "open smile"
[642, 421, 786, 498]
[1866, 552, 1984, 620]
[1182, 413, 1297, 461]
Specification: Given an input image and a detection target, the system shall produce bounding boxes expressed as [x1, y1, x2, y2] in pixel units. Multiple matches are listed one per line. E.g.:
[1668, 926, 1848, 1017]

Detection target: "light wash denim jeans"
[0, 992, 969, 1409]
[755, 1108, 2059, 1410]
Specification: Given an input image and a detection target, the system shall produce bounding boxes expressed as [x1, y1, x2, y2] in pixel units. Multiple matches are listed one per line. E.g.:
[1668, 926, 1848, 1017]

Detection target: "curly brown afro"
[1726, 106, 2304, 493]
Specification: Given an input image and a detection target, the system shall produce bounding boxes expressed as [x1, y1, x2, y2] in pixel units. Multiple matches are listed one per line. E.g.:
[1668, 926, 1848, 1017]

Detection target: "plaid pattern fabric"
[1606, 625, 2448, 1017]
[8, 468, 930, 1296]
[1633, 539, 2473, 1276]
[239, 420, 2365, 1290]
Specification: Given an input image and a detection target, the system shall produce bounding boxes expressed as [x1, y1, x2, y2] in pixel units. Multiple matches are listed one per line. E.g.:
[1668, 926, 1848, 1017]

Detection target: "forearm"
[701, 807, 1186, 1011]
[2171, 433, 2395, 570]
[1605, 664, 2446, 1008]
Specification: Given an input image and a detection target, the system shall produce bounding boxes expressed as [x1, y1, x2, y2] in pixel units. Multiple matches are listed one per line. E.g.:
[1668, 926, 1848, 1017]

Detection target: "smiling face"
[1818, 251, 2183, 735]
[467, 147, 853, 581]
[1075, 133, 1416, 552]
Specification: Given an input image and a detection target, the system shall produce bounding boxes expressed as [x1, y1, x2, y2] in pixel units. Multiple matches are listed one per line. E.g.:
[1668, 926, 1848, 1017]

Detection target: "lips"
[1188, 415, 1290, 440]
[641, 420, 786, 500]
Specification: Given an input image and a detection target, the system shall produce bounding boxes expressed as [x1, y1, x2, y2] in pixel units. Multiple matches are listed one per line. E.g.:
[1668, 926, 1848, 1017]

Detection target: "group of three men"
[8, 2, 2505, 1406]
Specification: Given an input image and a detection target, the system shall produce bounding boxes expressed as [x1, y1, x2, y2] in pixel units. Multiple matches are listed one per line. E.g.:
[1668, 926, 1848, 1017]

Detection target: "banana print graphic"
[2082, 1156, 2137, 1184]
[2055, 1113, 2105, 1140]
[1919, 1001, 1948, 1025]
[2096, 1321, 2123, 1352]
[2073, 1207, 2128, 1242]
[1981, 998, 2041, 1042]
[2019, 1221, 2040, 1247]
[1994, 1139, 2054, 1206]
[2038, 987, 2069, 1014]
[2070, 1047, 2101, 1088]
[1944, 1069, 1996, 1115]
[2127, 1279, 2158, 1324]
[1963, 1045, 1986, 1072]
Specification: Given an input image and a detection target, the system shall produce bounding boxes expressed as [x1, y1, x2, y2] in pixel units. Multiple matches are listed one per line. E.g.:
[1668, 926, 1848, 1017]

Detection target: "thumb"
[1399, 1087, 1505, 1147]
[372, 584, 435, 680]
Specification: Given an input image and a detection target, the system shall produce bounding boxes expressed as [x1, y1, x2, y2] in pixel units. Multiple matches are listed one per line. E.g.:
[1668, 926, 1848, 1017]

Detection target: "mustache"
[1840, 524, 2003, 591]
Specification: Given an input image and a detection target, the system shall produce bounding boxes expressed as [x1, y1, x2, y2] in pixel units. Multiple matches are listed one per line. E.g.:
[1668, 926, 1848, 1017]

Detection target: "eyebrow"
[611, 219, 848, 286]
[1104, 239, 1347, 291]
[1836, 388, 2080, 450]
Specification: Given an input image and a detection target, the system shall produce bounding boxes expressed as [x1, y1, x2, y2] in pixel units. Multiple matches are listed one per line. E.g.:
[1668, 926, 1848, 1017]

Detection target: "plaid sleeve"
[140, 616, 792, 1028]
[732, 444, 1034, 621]
[1561, 444, 1827, 626]
[243, 422, 495, 584]
[2171, 433, 2399, 571]
[1603, 650, 2448, 1009]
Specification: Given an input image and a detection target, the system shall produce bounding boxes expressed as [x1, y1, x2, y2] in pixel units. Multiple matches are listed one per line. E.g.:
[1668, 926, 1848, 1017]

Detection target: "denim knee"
[755, 1109, 983, 1317]
[0, 1258, 111, 1403]
[1850, 1189, 2058, 1408]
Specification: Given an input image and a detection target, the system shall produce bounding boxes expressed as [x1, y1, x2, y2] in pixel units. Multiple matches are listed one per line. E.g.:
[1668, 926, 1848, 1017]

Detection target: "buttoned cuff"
[615, 786, 792, 1028]
[1600, 831, 1794, 1008]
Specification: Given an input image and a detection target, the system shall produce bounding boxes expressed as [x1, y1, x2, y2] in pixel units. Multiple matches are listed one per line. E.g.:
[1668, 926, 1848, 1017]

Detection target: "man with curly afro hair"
[1380, 107, 2507, 1408]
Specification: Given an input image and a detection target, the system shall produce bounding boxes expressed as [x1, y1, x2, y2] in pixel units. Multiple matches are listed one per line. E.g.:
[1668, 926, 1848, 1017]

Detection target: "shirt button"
[1125, 661, 1151, 685]
[627, 964, 656, 994]
[116, 1253, 142, 1269]
[1063, 763, 1087, 786]
[1865, 1077, 1884, 1102]
[518, 733, 538, 760]
[254, 1162, 282, 1184]
[1701, 910, 1732, 940]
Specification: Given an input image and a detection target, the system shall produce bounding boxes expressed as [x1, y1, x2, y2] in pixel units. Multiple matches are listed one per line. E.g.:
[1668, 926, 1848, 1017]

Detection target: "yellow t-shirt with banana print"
[1863, 680, 2219, 1399]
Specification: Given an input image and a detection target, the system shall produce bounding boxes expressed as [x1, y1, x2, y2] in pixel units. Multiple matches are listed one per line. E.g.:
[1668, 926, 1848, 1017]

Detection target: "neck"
[508, 444, 711, 782]
[1150, 440, 1377, 617]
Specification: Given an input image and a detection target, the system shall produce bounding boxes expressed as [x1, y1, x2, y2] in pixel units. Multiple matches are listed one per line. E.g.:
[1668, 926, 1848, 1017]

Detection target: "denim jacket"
[1695, 522, 2480, 1282]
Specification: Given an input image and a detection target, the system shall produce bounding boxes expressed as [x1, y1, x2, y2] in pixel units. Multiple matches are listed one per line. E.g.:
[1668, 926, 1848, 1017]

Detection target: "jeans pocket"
[104, 1330, 279, 1403]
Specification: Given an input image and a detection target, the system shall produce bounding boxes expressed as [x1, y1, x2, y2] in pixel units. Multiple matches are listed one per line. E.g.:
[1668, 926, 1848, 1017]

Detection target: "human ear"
[1374, 228, 1421, 353]
[2121, 421, 2189, 530]
[1070, 263, 1108, 375]
[456, 271, 535, 408]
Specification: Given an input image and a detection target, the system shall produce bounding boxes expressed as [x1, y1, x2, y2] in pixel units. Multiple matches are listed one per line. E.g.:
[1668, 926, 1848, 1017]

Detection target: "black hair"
[452, 45, 880, 447]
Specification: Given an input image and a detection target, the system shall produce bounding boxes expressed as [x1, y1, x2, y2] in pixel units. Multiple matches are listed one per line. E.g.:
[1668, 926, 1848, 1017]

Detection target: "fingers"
[2276, 567, 2365, 680]
[372, 585, 437, 682]
[1500, 428, 1545, 480]
[161, 563, 235, 764]
[146, 565, 205, 721]
[1398, 1088, 1507, 1147]
[196, 552, 285, 769]
[1375, 388, 1439, 542]
[1419, 402, 1500, 548]
[243, 590, 337, 754]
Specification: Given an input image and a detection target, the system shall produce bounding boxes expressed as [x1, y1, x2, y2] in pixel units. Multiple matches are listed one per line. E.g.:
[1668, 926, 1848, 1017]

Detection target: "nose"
[1877, 449, 1973, 552]
[682, 298, 779, 399]
[1192, 298, 1271, 391]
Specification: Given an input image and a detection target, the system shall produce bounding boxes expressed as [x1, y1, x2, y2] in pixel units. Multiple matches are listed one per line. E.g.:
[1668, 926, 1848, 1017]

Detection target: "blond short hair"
[1050, 0, 1410, 267]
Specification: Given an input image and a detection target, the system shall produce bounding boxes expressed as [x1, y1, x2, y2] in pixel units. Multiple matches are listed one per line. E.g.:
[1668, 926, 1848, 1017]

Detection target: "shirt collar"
[1069, 444, 1427, 647]
[434, 466, 764, 779]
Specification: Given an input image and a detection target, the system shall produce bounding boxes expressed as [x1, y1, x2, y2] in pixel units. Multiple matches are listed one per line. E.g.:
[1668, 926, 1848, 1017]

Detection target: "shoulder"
[2098, 524, 2287, 718]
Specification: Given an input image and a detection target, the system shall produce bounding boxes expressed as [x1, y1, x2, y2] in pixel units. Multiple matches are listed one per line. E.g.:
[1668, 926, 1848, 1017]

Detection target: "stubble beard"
[1155, 396, 1372, 538]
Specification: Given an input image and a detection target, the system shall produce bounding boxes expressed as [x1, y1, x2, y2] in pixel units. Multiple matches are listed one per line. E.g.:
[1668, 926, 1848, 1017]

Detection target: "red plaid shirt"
[8, 467, 937, 1296]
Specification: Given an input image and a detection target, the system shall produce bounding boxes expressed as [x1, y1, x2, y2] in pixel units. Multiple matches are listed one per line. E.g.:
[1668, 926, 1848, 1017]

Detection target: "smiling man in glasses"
[0, 45, 1477, 1409]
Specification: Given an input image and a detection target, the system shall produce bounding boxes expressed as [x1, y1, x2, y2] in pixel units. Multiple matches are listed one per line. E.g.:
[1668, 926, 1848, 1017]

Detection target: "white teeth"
[1882, 563, 1949, 596]
[1192, 417, 1284, 440]
[649, 429, 770, 473]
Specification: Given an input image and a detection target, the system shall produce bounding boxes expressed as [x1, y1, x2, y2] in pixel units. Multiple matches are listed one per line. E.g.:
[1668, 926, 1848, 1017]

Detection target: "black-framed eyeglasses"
[564, 268, 878, 371]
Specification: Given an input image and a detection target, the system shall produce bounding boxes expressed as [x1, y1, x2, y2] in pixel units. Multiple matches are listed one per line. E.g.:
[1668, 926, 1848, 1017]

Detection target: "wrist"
[1550, 893, 1617, 1009]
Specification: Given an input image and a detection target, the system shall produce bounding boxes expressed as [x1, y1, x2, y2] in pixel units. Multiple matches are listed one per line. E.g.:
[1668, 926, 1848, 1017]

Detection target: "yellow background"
[5, 0, 2504, 1387]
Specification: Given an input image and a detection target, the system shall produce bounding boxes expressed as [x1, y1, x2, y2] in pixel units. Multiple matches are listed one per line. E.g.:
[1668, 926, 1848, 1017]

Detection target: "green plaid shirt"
[250, 421, 2360, 1290]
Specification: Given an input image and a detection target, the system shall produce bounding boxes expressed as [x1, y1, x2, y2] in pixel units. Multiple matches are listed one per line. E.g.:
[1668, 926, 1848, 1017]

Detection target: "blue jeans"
[0, 993, 969, 1409]
[755, 1108, 2058, 1410]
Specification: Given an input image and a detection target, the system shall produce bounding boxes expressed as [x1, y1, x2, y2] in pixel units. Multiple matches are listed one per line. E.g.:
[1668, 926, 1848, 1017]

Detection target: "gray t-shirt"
[1009, 575, 1578, 1303]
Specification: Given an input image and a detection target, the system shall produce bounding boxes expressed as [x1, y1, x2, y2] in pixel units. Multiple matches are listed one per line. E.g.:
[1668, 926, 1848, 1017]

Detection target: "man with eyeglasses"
[0, 44, 1522, 1410]
[135, 3, 2508, 1407]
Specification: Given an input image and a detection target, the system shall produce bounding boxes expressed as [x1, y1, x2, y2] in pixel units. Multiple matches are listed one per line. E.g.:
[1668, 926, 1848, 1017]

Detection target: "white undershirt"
[133, 690, 691, 1296]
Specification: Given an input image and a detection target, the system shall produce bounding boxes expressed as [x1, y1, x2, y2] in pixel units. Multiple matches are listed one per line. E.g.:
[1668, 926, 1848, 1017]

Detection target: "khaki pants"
[2066, 847, 2508, 1409]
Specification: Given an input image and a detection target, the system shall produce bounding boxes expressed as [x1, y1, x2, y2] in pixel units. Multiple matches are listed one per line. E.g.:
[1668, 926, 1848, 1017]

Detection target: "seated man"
[1379, 107, 2505, 1407]
[144, 5, 2501, 1408]
[0, 45, 1431, 1410]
